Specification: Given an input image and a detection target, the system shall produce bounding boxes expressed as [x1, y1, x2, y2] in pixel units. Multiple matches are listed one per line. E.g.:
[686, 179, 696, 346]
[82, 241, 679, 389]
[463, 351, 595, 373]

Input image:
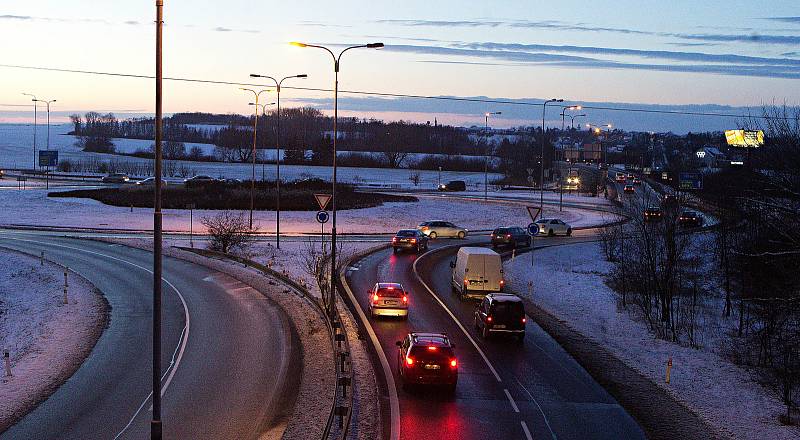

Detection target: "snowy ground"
[0, 186, 613, 233]
[0, 248, 107, 431]
[505, 241, 800, 440]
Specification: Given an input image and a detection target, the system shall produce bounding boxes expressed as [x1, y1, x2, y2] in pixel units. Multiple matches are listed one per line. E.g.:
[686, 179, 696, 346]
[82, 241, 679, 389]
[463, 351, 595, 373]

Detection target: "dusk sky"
[1, 1, 799, 131]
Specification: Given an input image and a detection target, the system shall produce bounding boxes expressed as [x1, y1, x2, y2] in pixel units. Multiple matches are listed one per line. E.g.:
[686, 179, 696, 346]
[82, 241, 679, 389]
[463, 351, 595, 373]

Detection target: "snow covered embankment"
[0, 248, 108, 433]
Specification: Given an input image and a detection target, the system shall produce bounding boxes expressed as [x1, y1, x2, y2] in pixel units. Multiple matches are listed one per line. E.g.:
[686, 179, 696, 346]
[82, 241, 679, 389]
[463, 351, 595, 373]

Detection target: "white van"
[449, 247, 504, 300]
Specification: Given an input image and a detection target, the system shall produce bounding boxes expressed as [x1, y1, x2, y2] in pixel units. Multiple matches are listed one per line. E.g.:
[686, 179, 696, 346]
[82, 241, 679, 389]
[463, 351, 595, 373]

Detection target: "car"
[474, 293, 526, 341]
[662, 194, 678, 207]
[615, 172, 627, 183]
[644, 206, 663, 221]
[396, 332, 457, 392]
[392, 229, 429, 253]
[627, 173, 635, 179]
[417, 221, 467, 239]
[102, 173, 130, 184]
[490, 226, 531, 249]
[437, 180, 466, 191]
[184, 174, 217, 188]
[632, 177, 642, 185]
[535, 218, 572, 236]
[450, 247, 504, 300]
[222, 178, 242, 184]
[678, 210, 704, 227]
[368, 282, 409, 318]
[623, 184, 635, 193]
[135, 177, 168, 186]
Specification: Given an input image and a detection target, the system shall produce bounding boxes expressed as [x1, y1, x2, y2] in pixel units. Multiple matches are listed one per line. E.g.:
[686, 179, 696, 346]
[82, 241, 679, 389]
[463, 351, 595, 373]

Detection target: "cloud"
[377, 19, 503, 27]
[124, 20, 140, 25]
[677, 33, 800, 45]
[0, 14, 33, 20]
[212, 26, 258, 33]
[765, 17, 800, 24]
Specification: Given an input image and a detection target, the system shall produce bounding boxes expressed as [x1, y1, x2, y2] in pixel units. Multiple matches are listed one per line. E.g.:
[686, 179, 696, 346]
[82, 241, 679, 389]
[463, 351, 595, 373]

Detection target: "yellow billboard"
[725, 129, 764, 147]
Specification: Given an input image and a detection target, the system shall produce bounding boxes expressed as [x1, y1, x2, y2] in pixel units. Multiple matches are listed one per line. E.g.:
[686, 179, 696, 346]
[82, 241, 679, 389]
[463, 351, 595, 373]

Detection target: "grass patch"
[48, 179, 416, 211]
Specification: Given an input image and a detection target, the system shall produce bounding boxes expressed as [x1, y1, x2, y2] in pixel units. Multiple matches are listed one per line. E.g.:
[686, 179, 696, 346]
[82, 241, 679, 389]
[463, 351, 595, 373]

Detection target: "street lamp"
[291, 40, 383, 318]
[484, 111, 501, 201]
[541, 98, 563, 212]
[248, 101, 276, 180]
[250, 73, 308, 250]
[240, 88, 270, 229]
[22, 93, 37, 170]
[559, 105, 581, 131]
[587, 123, 612, 165]
[569, 113, 586, 130]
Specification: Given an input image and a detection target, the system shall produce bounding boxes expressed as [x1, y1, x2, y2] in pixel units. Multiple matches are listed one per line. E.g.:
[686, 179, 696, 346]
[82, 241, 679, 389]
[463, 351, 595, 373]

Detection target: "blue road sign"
[679, 172, 703, 190]
[527, 222, 539, 235]
[39, 150, 58, 167]
[316, 210, 330, 224]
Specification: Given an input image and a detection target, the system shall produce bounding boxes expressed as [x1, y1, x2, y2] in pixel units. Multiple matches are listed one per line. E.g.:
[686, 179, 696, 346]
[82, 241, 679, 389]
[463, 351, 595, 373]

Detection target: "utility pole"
[152, 1, 164, 438]
[541, 99, 563, 211]
[22, 93, 37, 170]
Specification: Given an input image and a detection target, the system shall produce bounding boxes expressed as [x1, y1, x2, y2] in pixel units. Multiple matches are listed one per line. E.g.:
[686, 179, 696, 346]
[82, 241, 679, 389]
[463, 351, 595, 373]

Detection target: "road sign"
[39, 150, 58, 167]
[314, 193, 332, 211]
[526, 206, 541, 222]
[316, 210, 329, 224]
[527, 222, 539, 235]
[679, 172, 703, 190]
[526, 168, 534, 176]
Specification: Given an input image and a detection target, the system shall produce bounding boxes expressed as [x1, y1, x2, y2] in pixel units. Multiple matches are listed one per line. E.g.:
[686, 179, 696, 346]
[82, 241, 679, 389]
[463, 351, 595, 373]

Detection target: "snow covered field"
[0, 124, 498, 189]
[0, 185, 612, 233]
[0, 248, 107, 431]
[505, 241, 800, 440]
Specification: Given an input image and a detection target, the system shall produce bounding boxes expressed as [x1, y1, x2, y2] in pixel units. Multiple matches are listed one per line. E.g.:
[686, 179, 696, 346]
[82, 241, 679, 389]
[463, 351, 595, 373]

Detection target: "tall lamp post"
[152, 1, 164, 438]
[541, 98, 563, 212]
[249, 73, 307, 250]
[240, 88, 270, 229]
[291, 41, 383, 318]
[22, 93, 37, 170]
[569, 113, 586, 130]
[587, 123, 612, 165]
[248, 101, 276, 180]
[559, 105, 581, 131]
[483, 111, 501, 201]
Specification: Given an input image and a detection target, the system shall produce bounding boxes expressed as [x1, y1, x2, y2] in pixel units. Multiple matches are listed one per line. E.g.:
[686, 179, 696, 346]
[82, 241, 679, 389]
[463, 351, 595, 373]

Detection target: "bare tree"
[298, 237, 354, 308]
[201, 211, 254, 254]
[408, 172, 421, 186]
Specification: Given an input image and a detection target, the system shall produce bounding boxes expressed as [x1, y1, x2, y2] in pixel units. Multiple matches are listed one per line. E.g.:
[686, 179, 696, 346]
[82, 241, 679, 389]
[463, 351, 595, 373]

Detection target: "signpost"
[314, 193, 332, 211]
[38, 150, 58, 189]
[526, 206, 542, 222]
[679, 172, 703, 190]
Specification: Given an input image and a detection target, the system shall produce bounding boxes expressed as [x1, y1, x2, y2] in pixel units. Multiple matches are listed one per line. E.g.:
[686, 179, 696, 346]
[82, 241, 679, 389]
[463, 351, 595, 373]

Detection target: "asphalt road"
[0, 233, 300, 440]
[345, 235, 644, 440]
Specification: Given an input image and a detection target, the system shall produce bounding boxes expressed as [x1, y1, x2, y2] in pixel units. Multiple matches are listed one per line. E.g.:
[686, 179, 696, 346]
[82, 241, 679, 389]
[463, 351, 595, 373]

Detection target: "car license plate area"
[469, 280, 485, 285]
[494, 324, 506, 329]
[384, 300, 398, 306]
[424, 364, 440, 370]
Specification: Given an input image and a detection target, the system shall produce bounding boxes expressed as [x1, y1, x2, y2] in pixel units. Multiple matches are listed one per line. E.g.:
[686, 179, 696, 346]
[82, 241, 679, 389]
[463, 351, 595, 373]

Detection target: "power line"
[0, 62, 782, 120]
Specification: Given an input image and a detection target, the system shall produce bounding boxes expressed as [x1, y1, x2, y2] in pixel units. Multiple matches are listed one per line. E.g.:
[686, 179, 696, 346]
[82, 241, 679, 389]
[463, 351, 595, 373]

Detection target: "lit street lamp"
[22, 93, 37, 169]
[291, 40, 383, 318]
[249, 73, 308, 250]
[240, 88, 270, 229]
[587, 123, 612, 165]
[484, 111, 501, 201]
[248, 101, 276, 180]
[559, 105, 581, 131]
[541, 98, 563, 212]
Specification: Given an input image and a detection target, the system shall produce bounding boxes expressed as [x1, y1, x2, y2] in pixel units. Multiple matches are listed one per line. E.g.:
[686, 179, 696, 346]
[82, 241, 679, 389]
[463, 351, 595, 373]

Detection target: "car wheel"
[526, 238, 532, 247]
[566, 228, 572, 236]
[548, 229, 555, 237]
[474, 315, 479, 330]
[429, 231, 437, 239]
[415, 245, 420, 253]
[481, 324, 489, 339]
[457, 231, 466, 239]
[392, 247, 398, 254]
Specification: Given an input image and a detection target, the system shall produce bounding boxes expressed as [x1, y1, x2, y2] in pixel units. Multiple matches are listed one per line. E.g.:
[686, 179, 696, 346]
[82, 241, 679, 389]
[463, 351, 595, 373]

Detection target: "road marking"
[340, 268, 400, 440]
[504, 388, 519, 413]
[0, 236, 191, 440]
[521, 421, 533, 440]
[411, 250, 502, 382]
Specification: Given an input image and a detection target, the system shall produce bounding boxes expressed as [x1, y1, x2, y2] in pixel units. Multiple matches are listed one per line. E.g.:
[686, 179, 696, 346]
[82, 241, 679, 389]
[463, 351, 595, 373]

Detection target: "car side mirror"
[449, 261, 455, 268]
[395, 341, 402, 347]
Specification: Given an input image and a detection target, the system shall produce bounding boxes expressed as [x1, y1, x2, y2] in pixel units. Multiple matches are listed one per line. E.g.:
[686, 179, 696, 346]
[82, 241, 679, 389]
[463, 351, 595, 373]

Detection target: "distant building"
[696, 146, 728, 171]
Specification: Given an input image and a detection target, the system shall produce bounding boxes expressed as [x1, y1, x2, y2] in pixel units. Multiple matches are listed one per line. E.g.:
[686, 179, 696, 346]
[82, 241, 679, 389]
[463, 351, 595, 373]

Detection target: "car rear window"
[397, 230, 416, 237]
[494, 228, 509, 234]
[492, 302, 524, 319]
[377, 287, 403, 298]
[409, 345, 454, 363]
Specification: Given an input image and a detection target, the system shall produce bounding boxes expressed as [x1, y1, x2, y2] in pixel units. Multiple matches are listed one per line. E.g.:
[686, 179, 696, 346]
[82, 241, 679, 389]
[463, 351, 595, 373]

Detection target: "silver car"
[535, 218, 572, 236]
[135, 177, 168, 186]
[417, 221, 467, 239]
[101, 173, 130, 184]
[369, 282, 409, 318]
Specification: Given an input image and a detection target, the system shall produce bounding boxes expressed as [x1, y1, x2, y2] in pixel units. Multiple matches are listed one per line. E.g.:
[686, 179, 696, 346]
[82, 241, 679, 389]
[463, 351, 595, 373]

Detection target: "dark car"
[392, 229, 429, 253]
[644, 206, 663, 221]
[678, 210, 704, 227]
[623, 184, 635, 193]
[101, 173, 130, 184]
[662, 193, 678, 207]
[491, 227, 531, 249]
[474, 293, 526, 341]
[438, 180, 466, 192]
[396, 332, 458, 392]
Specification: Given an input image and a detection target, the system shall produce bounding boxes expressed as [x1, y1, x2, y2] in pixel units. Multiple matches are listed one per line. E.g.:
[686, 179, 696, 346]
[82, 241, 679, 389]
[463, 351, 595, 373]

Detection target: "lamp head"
[289, 41, 307, 48]
[366, 42, 384, 49]
[296, 74, 308, 78]
[249, 73, 261, 78]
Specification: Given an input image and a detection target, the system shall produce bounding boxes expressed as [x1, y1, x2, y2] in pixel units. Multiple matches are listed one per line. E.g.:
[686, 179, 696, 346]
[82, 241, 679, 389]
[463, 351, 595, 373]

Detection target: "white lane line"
[0, 236, 191, 440]
[504, 388, 520, 413]
[521, 421, 533, 440]
[411, 252, 502, 382]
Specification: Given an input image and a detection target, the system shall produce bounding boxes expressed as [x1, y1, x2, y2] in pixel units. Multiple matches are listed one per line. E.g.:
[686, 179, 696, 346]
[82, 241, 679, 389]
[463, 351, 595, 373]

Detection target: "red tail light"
[450, 359, 457, 368]
[522, 317, 527, 324]
[410, 238, 416, 243]
[499, 279, 505, 285]
[402, 295, 408, 303]
[427, 346, 437, 351]
[392, 237, 397, 243]
[506, 234, 512, 238]
[373, 294, 379, 302]
[406, 356, 414, 366]
[487, 316, 492, 322]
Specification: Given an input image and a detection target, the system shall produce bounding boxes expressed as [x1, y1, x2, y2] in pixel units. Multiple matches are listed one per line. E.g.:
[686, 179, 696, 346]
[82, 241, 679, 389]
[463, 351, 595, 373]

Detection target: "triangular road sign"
[314, 193, 332, 211]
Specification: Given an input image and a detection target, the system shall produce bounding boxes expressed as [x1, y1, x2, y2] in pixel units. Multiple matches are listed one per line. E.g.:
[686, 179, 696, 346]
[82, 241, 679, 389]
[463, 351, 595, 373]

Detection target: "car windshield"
[396, 230, 416, 237]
